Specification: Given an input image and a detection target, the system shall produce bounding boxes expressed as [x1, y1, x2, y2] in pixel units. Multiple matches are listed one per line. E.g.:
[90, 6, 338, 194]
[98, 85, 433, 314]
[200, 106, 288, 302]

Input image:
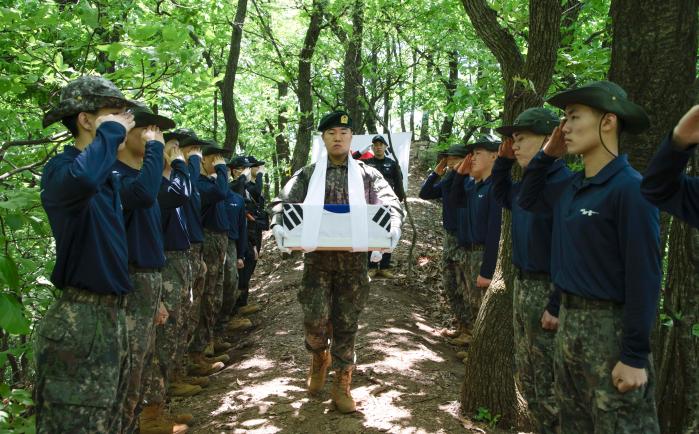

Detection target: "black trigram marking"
[372, 206, 391, 232]
[283, 204, 304, 229]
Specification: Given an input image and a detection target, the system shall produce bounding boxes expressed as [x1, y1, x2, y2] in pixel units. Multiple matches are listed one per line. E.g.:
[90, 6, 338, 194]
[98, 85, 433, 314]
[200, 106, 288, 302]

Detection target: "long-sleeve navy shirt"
[182, 155, 204, 243]
[418, 171, 458, 233]
[159, 159, 192, 252]
[41, 122, 132, 295]
[199, 164, 229, 233]
[518, 150, 661, 369]
[449, 174, 502, 279]
[226, 190, 248, 258]
[641, 134, 699, 228]
[113, 140, 166, 269]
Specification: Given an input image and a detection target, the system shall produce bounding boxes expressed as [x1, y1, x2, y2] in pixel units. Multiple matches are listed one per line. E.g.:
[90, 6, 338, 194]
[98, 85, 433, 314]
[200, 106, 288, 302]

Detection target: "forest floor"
[171, 145, 523, 434]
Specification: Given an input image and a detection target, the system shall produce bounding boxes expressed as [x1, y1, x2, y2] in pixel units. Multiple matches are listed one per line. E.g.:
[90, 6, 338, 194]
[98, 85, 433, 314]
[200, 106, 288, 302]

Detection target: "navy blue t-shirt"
[159, 159, 191, 252]
[418, 171, 459, 233]
[182, 155, 204, 243]
[199, 164, 229, 233]
[226, 190, 248, 258]
[41, 122, 132, 295]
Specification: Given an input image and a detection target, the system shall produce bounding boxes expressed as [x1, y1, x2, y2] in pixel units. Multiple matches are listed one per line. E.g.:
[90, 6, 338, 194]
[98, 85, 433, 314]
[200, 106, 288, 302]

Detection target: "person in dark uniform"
[449, 135, 502, 342]
[37, 75, 135, 434]
[641, 104, 699, 227]
[518, 81, 661, 433]
[418, 145, 473, 345]
[492, 107, 571, 433]
[364, 135, 406, 278]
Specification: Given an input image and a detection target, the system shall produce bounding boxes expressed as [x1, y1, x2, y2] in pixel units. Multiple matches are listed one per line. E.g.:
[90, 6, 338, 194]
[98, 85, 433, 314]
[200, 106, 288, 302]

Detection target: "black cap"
[438, 144, 471, 159]
[247, 156, 266, 167]
[470, 134, 501, 152]
[228, 155, 253, 168]
[371, 135, 387, 145]
[201, 141, 234, 157]
[495, 107, 559, 138]
[130, 102, 176, 130]
[317, 110, 353, 132]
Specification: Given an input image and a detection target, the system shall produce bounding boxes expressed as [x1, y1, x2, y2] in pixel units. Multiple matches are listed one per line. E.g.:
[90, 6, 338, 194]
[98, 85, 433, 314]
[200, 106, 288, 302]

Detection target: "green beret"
[130, 102, 176, 130]
[42, 75, 137, 128]
[470, 134, 501, 152]
[496, 107, 559, 138]
[546, 80, 650, 134]
[318, 110, 353, 132]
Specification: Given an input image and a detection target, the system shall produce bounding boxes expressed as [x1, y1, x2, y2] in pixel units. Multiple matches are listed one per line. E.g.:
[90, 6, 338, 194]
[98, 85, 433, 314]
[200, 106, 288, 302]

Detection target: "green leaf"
[0, 293, 30, 335]
[0, 254, 19, 291]
[4, 213, 25, 230]
[692, 323, 699, 338]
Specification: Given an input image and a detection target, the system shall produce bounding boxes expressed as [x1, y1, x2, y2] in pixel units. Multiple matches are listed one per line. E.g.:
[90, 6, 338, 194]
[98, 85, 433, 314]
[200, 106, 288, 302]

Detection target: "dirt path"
[172, 153, 503, 433]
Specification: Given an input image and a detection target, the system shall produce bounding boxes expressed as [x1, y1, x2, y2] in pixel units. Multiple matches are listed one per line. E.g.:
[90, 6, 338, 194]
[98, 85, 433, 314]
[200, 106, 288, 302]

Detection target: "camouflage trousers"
[191, 230, 227, 351]
[441, 232, 469, 326]
[219, 241, 239, 326]
[144, 251, 191, 404]
[462, 247, 486, 325]
[184, 242, 206, 357]
[121, 269, 162, 433]
[300, 251, 370, 370]
[555, 303, 659, 434]
[513, 275, 558, 434]
[34, 287, 129, 434]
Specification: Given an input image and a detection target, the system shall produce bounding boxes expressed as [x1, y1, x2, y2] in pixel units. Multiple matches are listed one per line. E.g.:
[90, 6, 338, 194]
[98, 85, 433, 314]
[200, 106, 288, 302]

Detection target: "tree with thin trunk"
[607, 1, 699, 433]
[221, 0, 248, 151]
[343, 0, 365, 133]
[458, 0, 566, 426]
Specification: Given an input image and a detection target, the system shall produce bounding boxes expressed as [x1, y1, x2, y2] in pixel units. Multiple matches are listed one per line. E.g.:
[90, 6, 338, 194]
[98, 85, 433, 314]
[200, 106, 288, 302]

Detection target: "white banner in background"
[311, 132, 412, 192]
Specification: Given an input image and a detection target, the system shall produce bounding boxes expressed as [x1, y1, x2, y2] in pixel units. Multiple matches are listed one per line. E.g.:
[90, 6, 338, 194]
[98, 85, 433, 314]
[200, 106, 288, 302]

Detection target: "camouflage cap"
[42, 75, 136, 128]
[131, 102, 176, 130]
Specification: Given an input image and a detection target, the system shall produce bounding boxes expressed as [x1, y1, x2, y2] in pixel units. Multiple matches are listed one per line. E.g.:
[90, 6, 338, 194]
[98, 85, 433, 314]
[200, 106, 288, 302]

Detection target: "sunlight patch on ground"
[233, 355, 276, 371]
[407, 197, 438, 206]
[364, 327, 445, 372]
[357, 388, 413, 431]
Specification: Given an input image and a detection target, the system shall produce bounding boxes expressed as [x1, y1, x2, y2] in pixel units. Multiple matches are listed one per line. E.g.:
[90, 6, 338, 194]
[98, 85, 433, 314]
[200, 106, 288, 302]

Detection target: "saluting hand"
[434, 157, 448, 176]
[96, 112, 135, 133]
[142, 125, 164, 144]
[672, 104, 699, 149]
[184, 146, 203, 160]
[612, 361, 648, 393]
[499, 138, 515, 159]
[540, 310, 559, 331]
[455, 154, 473, 176]
[542, 120, 567, 158]
[154, 301, 169, 326]
[476, 274, 491, 288]
[212, 156, 226, 167]
[237, 258, 245, 269]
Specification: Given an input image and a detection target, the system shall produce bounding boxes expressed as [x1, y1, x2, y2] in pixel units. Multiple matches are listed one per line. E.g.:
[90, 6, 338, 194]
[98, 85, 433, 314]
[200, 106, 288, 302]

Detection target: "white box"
[281, 203, 393, 251]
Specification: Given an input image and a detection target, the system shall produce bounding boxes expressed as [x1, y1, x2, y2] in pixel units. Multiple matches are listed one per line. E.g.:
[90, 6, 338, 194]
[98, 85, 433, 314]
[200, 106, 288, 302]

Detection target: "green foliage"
[474, 406, 501, 427]
[0, 385, 35, 434]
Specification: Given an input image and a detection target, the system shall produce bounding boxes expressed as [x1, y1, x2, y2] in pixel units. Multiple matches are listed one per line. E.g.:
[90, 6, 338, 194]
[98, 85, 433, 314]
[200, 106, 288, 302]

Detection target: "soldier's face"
[372, 142, 386, 158]
[203, 154, 216, 174]
[563, 104, 608, 155]
[470, 149, 497, 179]
[512, 131, 547, 168]
[125, 126, 147, 156]
[446, 156, 463, 169]
[322, 127, 352, 159]
[232, 167, 244, 177]
[81, 107, 127, 138]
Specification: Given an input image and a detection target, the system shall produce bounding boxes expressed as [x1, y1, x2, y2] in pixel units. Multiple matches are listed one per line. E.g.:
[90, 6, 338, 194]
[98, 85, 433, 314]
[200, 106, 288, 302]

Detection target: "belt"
[561, 292, 622, 310]
[517, 268, 550, 282]
[62, 286, 125, 308]
[128, 264, 162, 274]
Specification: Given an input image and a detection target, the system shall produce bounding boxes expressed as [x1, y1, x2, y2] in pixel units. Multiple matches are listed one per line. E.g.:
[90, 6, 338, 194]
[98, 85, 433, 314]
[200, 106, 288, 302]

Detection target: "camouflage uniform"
[555, 303, 659, 434]
[143, 251, 191, 405]
[185, 242, 206, 353]
[513, 275, 558, 433]
[190, 229, 227, 351]
[122, 269, 163, 432]
[441, 232, 469, 326]
[463, 248, 485, 324]
[271, 158, 403, 369]
[34, 288, 129, 434]
[220, 241, 239, 324]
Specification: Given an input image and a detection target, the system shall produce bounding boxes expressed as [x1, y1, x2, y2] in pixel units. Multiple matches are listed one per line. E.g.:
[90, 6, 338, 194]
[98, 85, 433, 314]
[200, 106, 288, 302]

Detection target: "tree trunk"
[410, 49, 417, 141]
[419, 110, 430, 142]
[459, 0, 563, 427]
[220, 0, 248, 151]
[607, 2, 699, 432]
[343, 0, 365, 133]
[275, 81, 291, 188]
[437, 50, 458, 145]
[213, 89, 219, 142]
[291, 0, 324, 174]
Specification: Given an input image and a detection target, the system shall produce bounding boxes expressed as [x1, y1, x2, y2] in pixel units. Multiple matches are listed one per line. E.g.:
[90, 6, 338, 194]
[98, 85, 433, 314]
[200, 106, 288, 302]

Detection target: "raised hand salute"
[671, 104, 699, 149]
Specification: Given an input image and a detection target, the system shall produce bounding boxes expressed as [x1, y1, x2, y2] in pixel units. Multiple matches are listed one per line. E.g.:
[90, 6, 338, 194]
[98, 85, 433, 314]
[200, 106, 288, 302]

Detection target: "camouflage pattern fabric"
[42, 75, 135, 128]
[300, 251, 370, 369]
[463, 248, 485, 324]
[441, 232, 469, 326]
[143, 252, 189, 404]
[219, 241, 239, 325]
[34, 288, 129, 434]
[185, 242, 206, 354]
[190, 230, 227, 351]
[271, 157, 403, 370]
[121, 270, 162, 432]
[171, 250, 193, 378]
[555, 304, 660, 434]
[513, 275, 558, 434]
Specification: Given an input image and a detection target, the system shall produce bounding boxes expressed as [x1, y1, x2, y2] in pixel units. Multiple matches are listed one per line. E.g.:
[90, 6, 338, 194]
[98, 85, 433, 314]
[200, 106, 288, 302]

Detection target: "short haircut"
[61, 110, 98, 138]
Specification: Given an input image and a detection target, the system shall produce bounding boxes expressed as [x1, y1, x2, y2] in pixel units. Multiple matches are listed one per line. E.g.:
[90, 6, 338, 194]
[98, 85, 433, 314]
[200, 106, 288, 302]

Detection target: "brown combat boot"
[331, 366, 356, 413]
[139, 403, 189, 434]
[379, 269, 395, 279]
[227, 317, 253, 331]
[184, 375, 210, 387]
[214, 339, 233, 352]
[187, 352, 224, 376]
[168, 382, 203, 397]
[307, 350, 331, 395]
[203, 341, 215, 357]
[448, 328, 473, 346]
[238, 303, 262, 315]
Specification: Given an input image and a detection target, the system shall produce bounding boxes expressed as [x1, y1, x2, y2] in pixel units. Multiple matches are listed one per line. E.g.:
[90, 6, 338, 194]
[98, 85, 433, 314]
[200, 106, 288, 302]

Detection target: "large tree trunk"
[607, 2, 699, 433]
[459, 0, 563, 427]
[290, 0, 324, 174]
[437, 50, 458, 145]
[220, 0, 248, 151]
[275, 81, 291, 190]
[343, 0, 365, 133]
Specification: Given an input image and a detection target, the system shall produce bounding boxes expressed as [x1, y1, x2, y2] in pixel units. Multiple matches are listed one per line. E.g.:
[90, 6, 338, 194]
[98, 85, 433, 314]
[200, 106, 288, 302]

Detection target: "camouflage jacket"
[270, 157, 404, 231]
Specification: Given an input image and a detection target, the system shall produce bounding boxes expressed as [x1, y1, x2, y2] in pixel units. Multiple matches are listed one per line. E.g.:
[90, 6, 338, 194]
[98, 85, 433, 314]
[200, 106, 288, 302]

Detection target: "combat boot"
[205, 353, 230, 364]
[188, 352, 224, 376]
[380, 269, 395, 279]
[331, 366, 356, 413]
[139, 403, 189, 434]
[169, 381, 203, 397]
[307, 350, 331, 395]
[214, 339, 233, 353]
[238, 303, 262, 315]
[227, 317, 253, 331]
[448, 329, 472, 346]
[169, 410, 195, 426]
[368, 269, 378, 278]
[455, 350, 468, 359]
[203, 341, 215, 357]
